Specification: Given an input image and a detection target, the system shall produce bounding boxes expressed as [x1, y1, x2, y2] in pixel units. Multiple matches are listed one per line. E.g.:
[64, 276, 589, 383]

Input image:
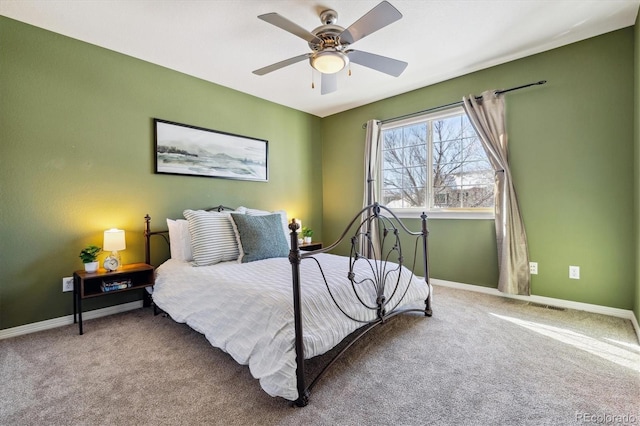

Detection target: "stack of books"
[101, 278, 132, 292]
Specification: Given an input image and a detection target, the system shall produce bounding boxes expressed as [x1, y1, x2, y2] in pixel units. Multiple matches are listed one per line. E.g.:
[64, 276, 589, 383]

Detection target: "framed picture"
[154, 118, 268, 182]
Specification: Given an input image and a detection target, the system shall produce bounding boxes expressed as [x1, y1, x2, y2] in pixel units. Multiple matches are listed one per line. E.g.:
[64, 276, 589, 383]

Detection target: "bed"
[144, 203, 432, 406]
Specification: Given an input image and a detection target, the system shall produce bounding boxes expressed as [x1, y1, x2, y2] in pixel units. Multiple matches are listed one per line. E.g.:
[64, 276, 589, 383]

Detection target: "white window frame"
[379, 107, 495, 220]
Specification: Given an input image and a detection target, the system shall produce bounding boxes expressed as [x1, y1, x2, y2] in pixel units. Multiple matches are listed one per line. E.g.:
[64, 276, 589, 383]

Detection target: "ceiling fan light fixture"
[311, 51, 349, 74]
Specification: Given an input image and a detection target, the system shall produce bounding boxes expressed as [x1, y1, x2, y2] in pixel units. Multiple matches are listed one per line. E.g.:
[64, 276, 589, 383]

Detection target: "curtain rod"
[363, 80, 547, 128]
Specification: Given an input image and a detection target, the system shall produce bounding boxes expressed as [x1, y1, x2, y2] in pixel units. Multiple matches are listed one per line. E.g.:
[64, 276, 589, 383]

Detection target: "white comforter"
[152, 253, 430, 401]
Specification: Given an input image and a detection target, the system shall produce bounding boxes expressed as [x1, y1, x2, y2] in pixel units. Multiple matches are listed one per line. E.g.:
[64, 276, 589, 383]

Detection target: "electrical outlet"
[529, 262, 538, 275]
[62, 277, 74, 292]
[569, 266, 580, 280]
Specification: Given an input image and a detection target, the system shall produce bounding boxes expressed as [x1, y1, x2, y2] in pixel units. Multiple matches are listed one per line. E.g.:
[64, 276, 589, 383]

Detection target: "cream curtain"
[462, 91, 530, 295]
[360, 119, 382, 259]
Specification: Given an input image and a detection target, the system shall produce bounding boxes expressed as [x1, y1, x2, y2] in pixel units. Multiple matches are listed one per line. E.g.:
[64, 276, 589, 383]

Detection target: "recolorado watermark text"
[576, 412, 637, 424]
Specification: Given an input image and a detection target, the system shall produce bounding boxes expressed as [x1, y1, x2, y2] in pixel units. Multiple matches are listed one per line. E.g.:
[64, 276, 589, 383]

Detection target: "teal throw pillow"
[231, 213, 289, 263]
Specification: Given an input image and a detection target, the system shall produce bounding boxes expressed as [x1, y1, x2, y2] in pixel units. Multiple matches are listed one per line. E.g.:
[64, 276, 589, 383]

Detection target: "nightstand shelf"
[300, 242, 322, 251]
[73, 262, 154, 335]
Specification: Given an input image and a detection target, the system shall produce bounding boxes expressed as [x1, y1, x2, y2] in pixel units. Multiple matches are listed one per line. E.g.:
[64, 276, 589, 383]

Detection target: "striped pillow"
[183, 209, 240, 266]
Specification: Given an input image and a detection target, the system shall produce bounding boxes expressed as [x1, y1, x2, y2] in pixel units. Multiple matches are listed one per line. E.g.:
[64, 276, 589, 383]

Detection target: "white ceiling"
[1, 1, 638, 117]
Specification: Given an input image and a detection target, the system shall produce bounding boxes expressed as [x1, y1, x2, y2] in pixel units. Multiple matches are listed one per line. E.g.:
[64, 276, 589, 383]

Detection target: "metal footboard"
[289, 202, 431, 407]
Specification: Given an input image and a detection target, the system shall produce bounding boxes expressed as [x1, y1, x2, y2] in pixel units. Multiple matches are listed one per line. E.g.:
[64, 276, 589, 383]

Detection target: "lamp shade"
[103, 228, 126, 251]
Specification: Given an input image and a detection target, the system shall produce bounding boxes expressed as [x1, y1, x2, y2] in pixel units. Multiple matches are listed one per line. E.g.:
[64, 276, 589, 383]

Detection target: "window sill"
[390, 209, 495, 220]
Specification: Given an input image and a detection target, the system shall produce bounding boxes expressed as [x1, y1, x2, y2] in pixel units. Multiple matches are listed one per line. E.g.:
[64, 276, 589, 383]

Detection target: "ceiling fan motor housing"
[308, 13, 351, 75]
[309, 25, 347, 51]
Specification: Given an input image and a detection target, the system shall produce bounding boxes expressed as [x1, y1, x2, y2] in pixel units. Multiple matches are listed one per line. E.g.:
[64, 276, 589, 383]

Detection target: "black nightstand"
[300, 242, 322, 251]
[73, 263, 154, 335]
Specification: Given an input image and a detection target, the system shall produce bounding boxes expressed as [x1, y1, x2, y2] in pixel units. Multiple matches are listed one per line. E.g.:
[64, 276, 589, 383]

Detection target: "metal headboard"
[144, 205, 235, 265]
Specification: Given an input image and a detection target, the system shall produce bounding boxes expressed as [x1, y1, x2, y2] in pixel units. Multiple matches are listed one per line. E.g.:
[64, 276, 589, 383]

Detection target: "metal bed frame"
[144, 202, 432, 407]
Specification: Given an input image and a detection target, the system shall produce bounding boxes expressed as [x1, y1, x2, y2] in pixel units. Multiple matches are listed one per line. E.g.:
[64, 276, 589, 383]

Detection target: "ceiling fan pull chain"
[311, 69, 315, 89]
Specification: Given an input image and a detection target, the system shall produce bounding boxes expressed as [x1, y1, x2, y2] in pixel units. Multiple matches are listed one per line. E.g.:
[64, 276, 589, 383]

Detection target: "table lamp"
[103, 228, 126, 271]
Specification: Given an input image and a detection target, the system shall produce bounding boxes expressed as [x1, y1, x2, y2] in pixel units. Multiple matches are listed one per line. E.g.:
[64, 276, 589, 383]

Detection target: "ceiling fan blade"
[347, 50, 407, 77]
[258, 13, 323, 44]
[253, 54, 310, 76]
[321, 73, 338, 95]
[339, 1, 402, 45]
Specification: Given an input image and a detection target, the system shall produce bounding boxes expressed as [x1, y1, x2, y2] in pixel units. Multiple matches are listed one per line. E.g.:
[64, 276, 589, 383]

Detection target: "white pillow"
[166, 218, 193, 262]
[183, 209, 240, 266]
[236, 206, 291, 247]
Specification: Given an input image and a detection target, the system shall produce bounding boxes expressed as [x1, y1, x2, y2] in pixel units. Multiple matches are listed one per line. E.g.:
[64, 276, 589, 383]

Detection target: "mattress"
[152, 253, 430, 401]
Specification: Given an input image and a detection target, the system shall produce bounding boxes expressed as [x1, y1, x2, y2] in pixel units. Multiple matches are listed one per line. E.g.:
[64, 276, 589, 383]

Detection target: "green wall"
[635, 14, 640, 324]
[0, 17, 323, 330]
[322, 28, 636, 310]
[1, 16, 637, 331]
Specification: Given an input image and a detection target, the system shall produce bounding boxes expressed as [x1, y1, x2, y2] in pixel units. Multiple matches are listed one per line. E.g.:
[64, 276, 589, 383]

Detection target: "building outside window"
[380, 107, 494, 219]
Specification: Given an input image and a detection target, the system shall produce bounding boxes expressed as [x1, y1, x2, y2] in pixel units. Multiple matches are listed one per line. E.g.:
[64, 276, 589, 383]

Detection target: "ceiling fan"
[252, 1, 408, 95]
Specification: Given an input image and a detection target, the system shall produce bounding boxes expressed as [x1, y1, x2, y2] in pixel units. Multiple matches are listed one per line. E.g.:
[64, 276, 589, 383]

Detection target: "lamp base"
[103, 250, 121, 272]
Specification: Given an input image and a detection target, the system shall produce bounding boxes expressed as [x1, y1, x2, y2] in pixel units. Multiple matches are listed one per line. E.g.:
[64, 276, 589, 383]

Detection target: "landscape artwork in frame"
[154, 119, 268, 182]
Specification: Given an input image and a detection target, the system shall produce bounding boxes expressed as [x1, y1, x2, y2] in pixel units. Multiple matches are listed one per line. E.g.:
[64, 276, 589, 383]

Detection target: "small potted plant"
[301, 227, 314, 244]
[79, 245, 101, 273]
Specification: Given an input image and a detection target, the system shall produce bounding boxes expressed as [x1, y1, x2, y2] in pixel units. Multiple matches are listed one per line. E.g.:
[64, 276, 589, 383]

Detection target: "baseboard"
[3, 282, 639, 343]
[431, 279, 640, 343]
[0, 301, 143, 340]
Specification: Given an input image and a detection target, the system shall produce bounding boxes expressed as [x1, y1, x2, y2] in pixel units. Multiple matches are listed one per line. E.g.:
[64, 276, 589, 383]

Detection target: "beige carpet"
[1, 286, 638, 425]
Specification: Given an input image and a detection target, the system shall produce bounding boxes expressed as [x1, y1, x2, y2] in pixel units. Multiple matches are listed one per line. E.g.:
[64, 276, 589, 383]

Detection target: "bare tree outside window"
[381, 109, 494, 211]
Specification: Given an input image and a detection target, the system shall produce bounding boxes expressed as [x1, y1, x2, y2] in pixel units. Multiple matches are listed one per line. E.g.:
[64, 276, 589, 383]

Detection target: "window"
[380, 107, 494, 218]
